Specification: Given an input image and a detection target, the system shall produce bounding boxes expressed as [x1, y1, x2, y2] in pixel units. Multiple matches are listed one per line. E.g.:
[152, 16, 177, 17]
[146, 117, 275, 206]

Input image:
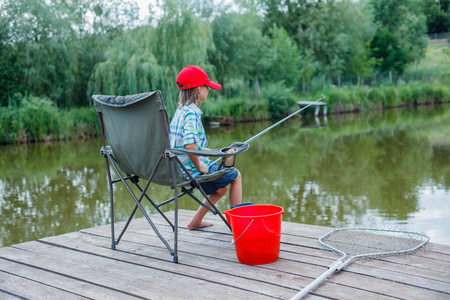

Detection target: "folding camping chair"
[92, 91, 248, 262]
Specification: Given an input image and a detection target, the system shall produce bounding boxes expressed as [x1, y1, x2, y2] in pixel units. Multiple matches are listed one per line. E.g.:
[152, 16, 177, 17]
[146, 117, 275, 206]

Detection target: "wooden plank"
[0, 241, 274, 300]
[130, 211, 450, 269]
[297, 101, 327, 106]
[42, 231, 320, 299]
[170, 210, 450, 266]
[106, 211, 450, 298]
[67, 228, 393, 299]
[0, 265, 88, 300]
[80, 218, 449, 299]
[0, 257, 137, 299]
[1, 210, 448, 300]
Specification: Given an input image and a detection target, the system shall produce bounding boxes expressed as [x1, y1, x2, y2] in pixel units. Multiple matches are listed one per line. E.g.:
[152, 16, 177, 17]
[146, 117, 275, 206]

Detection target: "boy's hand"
[198, 164, 209, 174]
[184, 143, 209, 174]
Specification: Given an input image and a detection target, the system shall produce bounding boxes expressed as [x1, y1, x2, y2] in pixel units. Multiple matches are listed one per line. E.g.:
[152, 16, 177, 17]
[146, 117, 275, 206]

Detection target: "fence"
[301, 69, 450, 93]
[427, 32, 448, 39]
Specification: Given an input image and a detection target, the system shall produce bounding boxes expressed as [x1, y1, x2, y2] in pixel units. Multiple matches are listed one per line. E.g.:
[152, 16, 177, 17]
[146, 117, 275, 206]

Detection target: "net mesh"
[320, 227, 429, 257]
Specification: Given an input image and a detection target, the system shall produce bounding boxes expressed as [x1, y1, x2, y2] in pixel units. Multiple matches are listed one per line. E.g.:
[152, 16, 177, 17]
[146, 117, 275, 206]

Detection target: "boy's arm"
[185, 143, 209, 174]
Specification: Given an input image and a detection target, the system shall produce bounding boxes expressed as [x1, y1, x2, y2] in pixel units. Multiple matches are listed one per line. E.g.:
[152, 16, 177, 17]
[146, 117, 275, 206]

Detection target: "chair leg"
[132, 181, 175, 230]
[107, 154, 175, 256]
[104, 155, 116, 250]
[169, 157, 179, 263]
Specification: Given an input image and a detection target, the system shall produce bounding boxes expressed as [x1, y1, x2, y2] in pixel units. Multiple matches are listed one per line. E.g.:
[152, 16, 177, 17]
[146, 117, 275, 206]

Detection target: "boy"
[169, 65, 242, 230]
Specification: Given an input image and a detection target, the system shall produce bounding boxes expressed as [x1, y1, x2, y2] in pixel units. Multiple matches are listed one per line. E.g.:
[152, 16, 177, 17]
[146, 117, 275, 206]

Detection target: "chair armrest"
[168, 142, 249, 157]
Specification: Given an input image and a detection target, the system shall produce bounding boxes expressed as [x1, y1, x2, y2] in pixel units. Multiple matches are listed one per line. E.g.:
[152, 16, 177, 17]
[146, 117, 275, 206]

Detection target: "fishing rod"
[244, 94, 326, 144]
[209, 94, 326, 167]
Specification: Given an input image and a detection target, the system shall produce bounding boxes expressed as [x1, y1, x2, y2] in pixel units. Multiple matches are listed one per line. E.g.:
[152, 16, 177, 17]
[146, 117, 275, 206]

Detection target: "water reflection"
[1, 104, 449, 247]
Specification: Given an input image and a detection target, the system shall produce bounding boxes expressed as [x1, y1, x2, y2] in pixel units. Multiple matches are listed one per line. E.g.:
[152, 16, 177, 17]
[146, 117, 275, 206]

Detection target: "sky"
[135, 0, 156, 20]
[133, 0, 238, 21]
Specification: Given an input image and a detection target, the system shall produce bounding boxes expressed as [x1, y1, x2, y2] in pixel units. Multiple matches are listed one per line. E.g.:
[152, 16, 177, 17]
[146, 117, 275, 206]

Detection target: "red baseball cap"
[176, 65, 222, 90]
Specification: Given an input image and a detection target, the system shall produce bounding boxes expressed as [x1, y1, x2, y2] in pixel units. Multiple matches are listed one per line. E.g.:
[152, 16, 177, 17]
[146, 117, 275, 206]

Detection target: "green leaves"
[369, 0, 427, 73]
[0, 0, 443, 114]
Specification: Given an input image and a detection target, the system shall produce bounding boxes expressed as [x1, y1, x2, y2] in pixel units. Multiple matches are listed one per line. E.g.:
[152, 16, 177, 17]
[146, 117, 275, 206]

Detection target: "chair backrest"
[92, 91, 184, 185]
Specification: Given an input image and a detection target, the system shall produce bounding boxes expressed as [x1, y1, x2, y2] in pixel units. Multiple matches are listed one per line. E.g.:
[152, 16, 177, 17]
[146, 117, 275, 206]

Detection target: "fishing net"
[290, 223, 430, 300]
[320, 227, 430, 258]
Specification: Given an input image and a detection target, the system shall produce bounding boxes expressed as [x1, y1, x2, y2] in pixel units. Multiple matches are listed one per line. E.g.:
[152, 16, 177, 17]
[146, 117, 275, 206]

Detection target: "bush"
[203, 96, 269, 122]
[65, 107, 99, 138]
[0, 107, 26, 143]
[366, 88, 384, 110]
[382, 86, 400, 107]
[327, 88, 354, 113]
[0, 95, 99, 144]
[20, 96, 61, 141]
[262, 81, 295, 119]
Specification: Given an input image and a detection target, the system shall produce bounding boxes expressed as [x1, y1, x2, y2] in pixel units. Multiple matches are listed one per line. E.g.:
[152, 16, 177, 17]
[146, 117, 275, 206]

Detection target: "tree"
[302, 1, 375, 78]
[260, 0, 375, 80]
[421, 0, 450, 34]
[1, 0, 77, 106]
[0, 0, 140, 107]
[88, 4, 216, 116]
[0, 8, 23, 106]
[210, 11, 270, 97]
[369, 0, 428, 74]
[264, 24, 301, 86]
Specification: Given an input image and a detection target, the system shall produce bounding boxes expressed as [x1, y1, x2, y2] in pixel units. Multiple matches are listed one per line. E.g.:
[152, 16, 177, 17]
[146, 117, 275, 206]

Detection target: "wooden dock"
[297, 101, 327, 116]
[1, 209, 449, 299]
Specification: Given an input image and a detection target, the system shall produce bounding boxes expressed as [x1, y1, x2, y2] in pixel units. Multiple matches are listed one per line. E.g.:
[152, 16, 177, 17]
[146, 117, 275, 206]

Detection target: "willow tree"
[89, 4, 215, 116]
[1, 0, 77, 106]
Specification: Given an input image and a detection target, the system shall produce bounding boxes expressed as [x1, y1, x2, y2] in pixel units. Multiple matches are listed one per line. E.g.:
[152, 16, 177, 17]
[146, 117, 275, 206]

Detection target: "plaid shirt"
[169, 103, 211, 174]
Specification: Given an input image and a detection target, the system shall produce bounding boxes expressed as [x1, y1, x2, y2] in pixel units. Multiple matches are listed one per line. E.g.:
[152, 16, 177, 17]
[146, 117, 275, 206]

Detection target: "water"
[1, 104, 449, 247]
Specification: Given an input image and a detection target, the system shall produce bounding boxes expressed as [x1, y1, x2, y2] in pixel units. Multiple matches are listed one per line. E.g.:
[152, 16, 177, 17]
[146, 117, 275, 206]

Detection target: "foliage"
[421, 0, 450, 34]
[202, 96, 269, 122]
[0, 0, 449, 144]
[210, 11, 270, 97]
[88, 5, 216, 116]
[261, 81, 295, 119]
[326, 87, 360, 113]
[0, 0, 140, 107]
[0, 95, 98, 144]
[369, 0, 428, 73]
[261, 0, 376, 79]
[264, 25, 301, 86]
[325, 82, 450, 114]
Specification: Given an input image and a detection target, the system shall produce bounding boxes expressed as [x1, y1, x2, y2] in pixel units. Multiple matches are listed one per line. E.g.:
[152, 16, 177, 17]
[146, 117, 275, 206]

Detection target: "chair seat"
[101, 145, 235, 187]
[177, 167, 235, 187]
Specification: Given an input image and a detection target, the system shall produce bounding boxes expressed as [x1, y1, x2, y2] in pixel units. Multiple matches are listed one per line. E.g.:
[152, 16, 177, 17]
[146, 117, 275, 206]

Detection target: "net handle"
[290, 256, 348, 300]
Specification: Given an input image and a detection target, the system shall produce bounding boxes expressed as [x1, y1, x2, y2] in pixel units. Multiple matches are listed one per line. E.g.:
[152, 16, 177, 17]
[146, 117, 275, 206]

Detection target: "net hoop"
[318, 227, 430, 259]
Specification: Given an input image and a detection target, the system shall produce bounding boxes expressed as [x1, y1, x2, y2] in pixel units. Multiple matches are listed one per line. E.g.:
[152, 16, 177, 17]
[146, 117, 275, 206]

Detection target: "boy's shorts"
[200, 164, 239, 195]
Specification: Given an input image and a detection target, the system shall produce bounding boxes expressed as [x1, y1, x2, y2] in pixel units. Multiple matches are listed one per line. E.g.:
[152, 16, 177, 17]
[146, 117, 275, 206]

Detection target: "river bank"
[1, 82, 449, 144]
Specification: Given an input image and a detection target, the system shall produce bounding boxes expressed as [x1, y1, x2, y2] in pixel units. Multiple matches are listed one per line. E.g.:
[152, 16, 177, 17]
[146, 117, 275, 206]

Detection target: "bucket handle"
[231, 219, 254, 245]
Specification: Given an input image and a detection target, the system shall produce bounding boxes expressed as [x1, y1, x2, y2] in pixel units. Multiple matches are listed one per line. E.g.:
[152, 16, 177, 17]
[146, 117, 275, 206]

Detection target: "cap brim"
[206, 81, 222, 90]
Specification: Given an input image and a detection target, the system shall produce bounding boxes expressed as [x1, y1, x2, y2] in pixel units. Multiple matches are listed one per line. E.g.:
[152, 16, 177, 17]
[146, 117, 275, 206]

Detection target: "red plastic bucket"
[224, 205, 284, 265]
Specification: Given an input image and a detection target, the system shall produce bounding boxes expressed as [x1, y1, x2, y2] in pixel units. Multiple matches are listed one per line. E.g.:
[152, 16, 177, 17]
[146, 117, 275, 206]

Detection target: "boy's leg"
[187, 186, 228, 230]
[188, 169, 242, 230]
[229, 170, 242, 207]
